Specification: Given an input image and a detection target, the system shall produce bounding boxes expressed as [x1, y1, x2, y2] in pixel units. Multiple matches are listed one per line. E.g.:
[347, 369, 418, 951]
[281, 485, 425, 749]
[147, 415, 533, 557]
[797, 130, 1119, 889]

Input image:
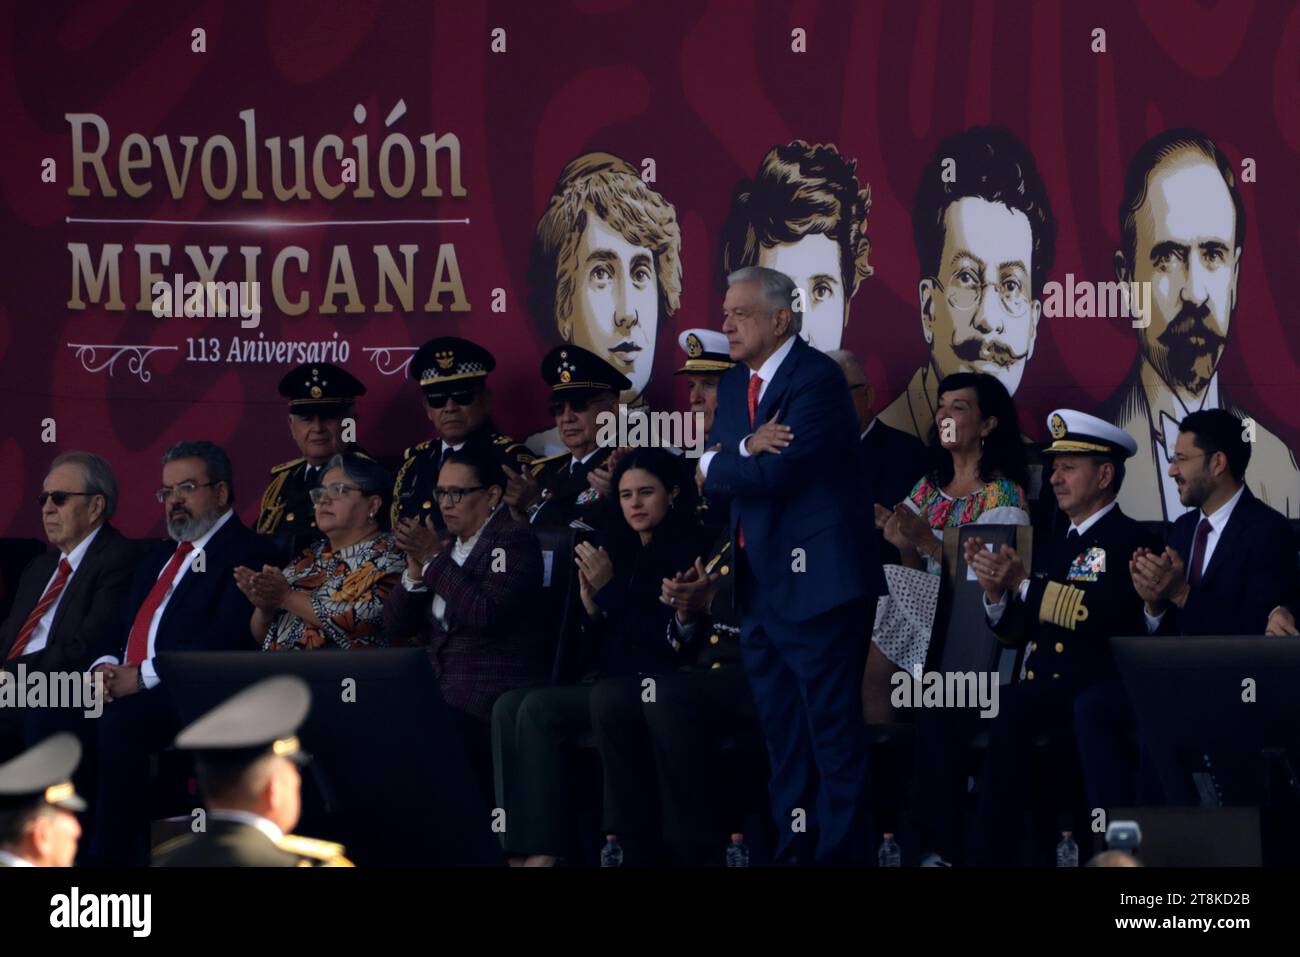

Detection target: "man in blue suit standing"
[698, 266, 881, 865]
[87, 441, 279, 865]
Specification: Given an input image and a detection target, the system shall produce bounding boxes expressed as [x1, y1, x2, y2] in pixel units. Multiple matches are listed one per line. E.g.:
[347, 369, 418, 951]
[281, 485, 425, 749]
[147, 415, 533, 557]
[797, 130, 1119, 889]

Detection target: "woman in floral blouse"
[236, 452, 405, 651]
[878, 372, 1030, 570]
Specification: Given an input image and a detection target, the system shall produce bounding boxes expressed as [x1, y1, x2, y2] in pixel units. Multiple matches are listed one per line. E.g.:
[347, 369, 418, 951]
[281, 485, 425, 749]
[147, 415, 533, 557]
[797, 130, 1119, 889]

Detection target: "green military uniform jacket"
[525, 448, 614, 531]
[151, 818, 353, 867]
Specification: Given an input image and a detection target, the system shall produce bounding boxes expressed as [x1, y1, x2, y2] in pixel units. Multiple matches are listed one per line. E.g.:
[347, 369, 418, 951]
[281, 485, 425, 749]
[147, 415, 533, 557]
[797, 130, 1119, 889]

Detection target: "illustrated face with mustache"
[566, 212, 658, 404]
[1124, 154, 1238, 397]
[921, 197, 1040, 396]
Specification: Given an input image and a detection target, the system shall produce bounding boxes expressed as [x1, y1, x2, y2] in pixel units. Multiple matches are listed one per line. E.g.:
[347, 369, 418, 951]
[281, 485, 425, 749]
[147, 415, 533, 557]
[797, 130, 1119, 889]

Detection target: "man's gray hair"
[727, 265, 803, 334]
[49, 451, 118, 520]
[161, 440, 235, 505]
[825, 349, 864, 379]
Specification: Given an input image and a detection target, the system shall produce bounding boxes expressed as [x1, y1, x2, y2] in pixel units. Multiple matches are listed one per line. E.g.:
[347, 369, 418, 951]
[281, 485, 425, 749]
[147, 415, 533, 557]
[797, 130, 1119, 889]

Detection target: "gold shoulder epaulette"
[705, 540, 732, 575]
[1039, 581, 1089, 631]
[528, 451, 568, 477]
[403, 440, 434, 460]
[271, 457, 306, 474]
[277, 833, 354, 866]
[151, 833, 194, 857]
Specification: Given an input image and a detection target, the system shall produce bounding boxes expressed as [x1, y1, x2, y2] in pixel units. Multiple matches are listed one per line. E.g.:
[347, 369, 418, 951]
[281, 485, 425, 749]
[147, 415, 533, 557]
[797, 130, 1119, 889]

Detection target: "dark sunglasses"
[548, 397, 592, 417]
[38, 491, 96, 508]
[426, 390, 477, 409]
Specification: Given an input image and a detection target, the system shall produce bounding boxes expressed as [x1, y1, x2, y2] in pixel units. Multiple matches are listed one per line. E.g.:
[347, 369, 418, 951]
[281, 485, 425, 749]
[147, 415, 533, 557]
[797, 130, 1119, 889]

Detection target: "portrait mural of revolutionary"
[1100, 128, 1300, 521]
[876, 126, 1056, 443]
[524, 151, 683, 456]
[3, 2, 1298, 540]
[719, 141, 873, 353]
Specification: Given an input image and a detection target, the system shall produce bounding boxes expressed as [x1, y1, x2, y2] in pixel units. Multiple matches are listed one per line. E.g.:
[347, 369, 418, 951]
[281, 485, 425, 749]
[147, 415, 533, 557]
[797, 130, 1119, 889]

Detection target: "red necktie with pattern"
[124, 542, 194, 666]
[6, 558, 73, 661]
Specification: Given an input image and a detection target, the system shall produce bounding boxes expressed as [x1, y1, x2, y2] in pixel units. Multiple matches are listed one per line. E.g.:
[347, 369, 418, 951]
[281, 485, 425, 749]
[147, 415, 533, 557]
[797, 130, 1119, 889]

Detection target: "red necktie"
[1187, 517, 1212, 587]
[738, 375, 763, 551]
[6, 558, 73, 661]
[124, 542, 194, 666]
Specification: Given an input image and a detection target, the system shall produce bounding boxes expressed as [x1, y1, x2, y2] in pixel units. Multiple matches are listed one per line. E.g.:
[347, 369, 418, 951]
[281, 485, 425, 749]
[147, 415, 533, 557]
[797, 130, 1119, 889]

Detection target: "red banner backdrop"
[3, 0, 1299, 538]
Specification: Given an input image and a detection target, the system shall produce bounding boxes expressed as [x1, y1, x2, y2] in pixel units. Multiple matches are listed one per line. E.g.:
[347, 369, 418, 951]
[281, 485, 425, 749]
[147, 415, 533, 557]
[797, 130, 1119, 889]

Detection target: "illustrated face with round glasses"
[920, 197, 1041, 397]
[549, 390, 618, 460]
[40, 462, 106, 551]
[423, 383, 490, 445]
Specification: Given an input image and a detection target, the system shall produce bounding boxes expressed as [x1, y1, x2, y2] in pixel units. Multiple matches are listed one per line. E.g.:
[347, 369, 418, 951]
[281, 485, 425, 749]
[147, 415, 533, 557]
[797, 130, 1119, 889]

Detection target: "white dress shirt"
[208, 808, 284, 844]
[983, 500, 1118, 625]
[19, 525, 102, 657]
[1143, 484, 1245, 631]
[89, 509, 234, 689]
[700, 334, 798, 476]
[0, 850, 34, 867]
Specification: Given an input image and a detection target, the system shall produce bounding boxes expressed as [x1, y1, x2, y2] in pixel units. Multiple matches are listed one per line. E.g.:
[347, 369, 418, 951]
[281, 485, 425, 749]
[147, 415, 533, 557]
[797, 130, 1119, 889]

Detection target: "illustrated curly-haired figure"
[878, 126, 1056, 441]
[720, 140, 873, 353]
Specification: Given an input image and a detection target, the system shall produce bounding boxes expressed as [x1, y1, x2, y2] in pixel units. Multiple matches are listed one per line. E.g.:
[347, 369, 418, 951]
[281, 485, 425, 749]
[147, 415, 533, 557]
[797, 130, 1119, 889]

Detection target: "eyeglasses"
[434, 486, 486, 505]
[38, 491, 96, 508]
[933, 272, 1030, 318]
[155, 481, 218, 503]
[309, 482, 363, 505]
[426, 390, 476, 409]
[548, 398, 593, 417]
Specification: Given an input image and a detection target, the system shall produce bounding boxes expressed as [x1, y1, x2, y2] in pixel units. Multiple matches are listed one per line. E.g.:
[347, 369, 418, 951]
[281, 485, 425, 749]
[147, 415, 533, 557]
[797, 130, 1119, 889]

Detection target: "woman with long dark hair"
[491, 447, 710, 866]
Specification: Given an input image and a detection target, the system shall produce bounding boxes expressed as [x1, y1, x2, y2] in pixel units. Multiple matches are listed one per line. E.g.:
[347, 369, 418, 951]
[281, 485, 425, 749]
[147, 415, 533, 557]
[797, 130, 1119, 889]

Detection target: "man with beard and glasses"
[86, 441, 278, 866]
[1102, 129, 1300, 521]
[877, 127, 1056, 444]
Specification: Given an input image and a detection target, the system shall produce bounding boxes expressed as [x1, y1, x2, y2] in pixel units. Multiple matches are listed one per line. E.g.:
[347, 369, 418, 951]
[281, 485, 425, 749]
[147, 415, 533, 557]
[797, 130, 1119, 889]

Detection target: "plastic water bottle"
[878, 832, 902, 867]
[600, 834, 624, 867]
[1055, 830, 1079, 868]
[725, 833, 750, 867]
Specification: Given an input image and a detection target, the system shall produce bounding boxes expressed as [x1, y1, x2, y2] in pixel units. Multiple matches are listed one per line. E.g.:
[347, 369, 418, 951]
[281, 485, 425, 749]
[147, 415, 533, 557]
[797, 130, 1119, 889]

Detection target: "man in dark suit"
[967, 410, 1157, 865]
[828, 349, 927, 564]
[153, 677, 351, 867]
[87, 440, 279, 866]
[1132, 409, 1299, 636]
[0, 453, 140, 757]
[698, 265, 881, 866]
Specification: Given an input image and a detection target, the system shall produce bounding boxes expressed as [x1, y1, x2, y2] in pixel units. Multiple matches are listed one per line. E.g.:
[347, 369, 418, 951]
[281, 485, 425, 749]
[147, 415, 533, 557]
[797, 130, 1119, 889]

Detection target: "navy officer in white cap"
[964, 409, 1159, 866]
[152, 676, 351, 867]
[0, 732, 84, 867]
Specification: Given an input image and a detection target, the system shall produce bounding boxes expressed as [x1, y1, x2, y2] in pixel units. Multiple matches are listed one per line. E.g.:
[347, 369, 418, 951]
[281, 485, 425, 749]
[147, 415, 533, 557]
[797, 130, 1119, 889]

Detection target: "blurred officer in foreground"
[152, 676, 352, 867]
[0, 733, 84, 867]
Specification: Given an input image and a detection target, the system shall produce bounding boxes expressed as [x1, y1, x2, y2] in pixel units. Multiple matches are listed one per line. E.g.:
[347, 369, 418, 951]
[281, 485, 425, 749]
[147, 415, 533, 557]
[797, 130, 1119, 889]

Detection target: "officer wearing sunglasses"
[502, 345, 629, 532]
[392, 337, 535, 531]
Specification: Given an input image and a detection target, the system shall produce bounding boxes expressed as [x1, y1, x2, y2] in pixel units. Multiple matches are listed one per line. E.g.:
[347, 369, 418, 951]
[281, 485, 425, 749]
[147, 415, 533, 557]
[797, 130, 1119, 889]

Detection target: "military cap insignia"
[686, 333, 703, 358]
[436, 351, 455, 370]
[1049, 413, 1067, 440]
